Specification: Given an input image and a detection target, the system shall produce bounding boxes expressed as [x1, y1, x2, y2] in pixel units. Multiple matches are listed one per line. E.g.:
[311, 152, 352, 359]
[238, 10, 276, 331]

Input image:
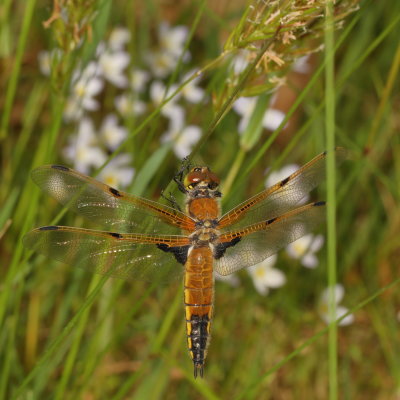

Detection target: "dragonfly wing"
[31, 165, 195, 234]
[24, 226, 191, 282]
[214, 202, 325, 275]
[218, 148, 347, 232]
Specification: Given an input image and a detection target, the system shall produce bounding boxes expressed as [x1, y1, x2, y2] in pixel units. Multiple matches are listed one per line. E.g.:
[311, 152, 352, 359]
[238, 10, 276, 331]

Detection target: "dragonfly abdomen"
[184, 246, 214, 378]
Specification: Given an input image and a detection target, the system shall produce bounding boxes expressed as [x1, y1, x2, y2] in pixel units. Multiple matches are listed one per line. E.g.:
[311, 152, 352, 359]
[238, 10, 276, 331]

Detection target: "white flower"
[70, 62, 104, 112]
[114, 94, 146, 117]
[130, 69, 150, 93]
[266, 164, 298, 186]
[181, 69, 205, 104]
[247, 255, 285, 296]
[318, 284, 354, 326]
[159, 22, 189, 57]
[265, 163, 310, 204]
[286, 234, 324, 268]
[214, 272, 240, 287]
[146, 50, 179, 78]
[262, 109, 286, 131]
[38, 51, 51, 76]
[100, 114, 128, 150]
[98, 49, 130, 88]
[146, 22, 190, 78]
[63, 97, 85, 122]
[63, 117, 107, 174]
[292, 55, 311, 74]
[109, 27, 131, 51]
[38, 49, 63, 76]
[233, 96, 285, 133]
[230, 49, 252, 75]
[160, 110, 201, 159]
[150, 80, 180, 116]
[98, 154, 135, 188]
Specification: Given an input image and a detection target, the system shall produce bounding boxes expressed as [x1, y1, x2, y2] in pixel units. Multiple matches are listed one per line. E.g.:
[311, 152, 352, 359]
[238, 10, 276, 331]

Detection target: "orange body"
[184, 246, 214, 373]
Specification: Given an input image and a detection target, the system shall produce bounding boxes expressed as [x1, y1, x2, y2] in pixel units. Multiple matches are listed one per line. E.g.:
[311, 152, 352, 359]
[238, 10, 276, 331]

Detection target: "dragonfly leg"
[174, 157, 191, 194]
[160, 190, 182, 212]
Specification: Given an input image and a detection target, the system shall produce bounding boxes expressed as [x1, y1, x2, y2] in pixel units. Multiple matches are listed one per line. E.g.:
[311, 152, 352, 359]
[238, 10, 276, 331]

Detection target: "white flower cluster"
[229, 50, 286, 134]
[38, 23, 207, 186]
[216, 162, 353, 327]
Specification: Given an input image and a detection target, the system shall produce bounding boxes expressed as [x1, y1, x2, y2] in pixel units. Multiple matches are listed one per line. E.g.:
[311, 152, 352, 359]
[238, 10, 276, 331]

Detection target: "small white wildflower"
[130, 69, 150, 93]
[70, 62, 104, 111]
[98, 154, 135, 188]
[318, 284, 354, 326]
[266, 164, 298, 186]
[38, 49, 63, 76]
[230, 49, 252, 75]
[262, 108, 286, 131]
[109, 27, 131, 51]
[146, 22, 190, 78]
[98, 49, 130, 88]
[146, 50, 179, 78]
[233, 96, 286, 133]
[63, 117, 107, 174]
[63, 97, 84, 122]
[38, 51, 51, 76]
[150, 80, 180, 116]
[181, 69, 205, 104]
[100, 114, 128, 150]
[114, 94, 146, 117]
[160, 112, 201, 159]
[247, 255, 285, 296]
[286, 233, 324, 268]
[265, 163, 309, 204]
[233, 97, 257, 133]
[292, 55, 311, 74]
[158, 22, 189, 57]
[214, 272, 241, 287]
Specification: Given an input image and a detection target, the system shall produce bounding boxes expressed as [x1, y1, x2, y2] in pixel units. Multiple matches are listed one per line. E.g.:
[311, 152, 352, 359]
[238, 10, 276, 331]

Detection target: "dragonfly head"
[184, 166, 220, 192]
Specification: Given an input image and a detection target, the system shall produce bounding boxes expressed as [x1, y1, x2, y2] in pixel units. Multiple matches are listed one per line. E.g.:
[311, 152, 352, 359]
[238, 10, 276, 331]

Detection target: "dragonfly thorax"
[189, 228, 219, 246]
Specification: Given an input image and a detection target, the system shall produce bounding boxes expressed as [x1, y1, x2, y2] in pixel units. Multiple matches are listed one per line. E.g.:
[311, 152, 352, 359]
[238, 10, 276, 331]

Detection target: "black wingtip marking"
[314, 201, 326, 206]
[39, 225, 59, 231]
[323, 150, 327, 156]
[266, 217, 277, 225]
[109, 232, 123, 238]
[156, 243, 190, 265]
[51, 165, 70, 171]
[280, 176, 290, 187]
[109, 187, 122, 197]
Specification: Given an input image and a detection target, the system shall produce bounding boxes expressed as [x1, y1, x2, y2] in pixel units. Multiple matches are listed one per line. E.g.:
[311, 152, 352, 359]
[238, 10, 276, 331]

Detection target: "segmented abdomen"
[184, 246, 214, 378]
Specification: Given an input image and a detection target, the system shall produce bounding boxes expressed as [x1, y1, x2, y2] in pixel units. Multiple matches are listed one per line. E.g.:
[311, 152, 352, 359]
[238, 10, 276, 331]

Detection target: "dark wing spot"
[279, 176, 290, 187]
[266, 217, 277, 225]
[214, 237, 241, 259]
[109, 232, 123, 238]
[109, 187, 122, 197]
[314, 201, 326, 207]
[51, 165, 70, 171]
[156, 243, 190, 265]
[39, 225, 59, 231]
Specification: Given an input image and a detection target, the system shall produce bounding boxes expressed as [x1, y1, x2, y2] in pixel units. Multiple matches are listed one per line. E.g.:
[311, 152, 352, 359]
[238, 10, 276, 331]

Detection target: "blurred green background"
[0, 0, 399, 399]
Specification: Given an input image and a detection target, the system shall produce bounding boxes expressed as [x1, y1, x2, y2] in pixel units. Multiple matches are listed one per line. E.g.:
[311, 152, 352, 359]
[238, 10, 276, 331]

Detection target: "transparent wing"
[215, 202, 325, 275]
[218, 148, 347, 232]
[31, 165, 195, 234]
[23, 226, 191, 282]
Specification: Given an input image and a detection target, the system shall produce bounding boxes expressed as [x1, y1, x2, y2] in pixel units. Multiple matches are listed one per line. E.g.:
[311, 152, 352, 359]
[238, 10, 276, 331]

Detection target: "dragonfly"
[24, 147, 347, 378]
